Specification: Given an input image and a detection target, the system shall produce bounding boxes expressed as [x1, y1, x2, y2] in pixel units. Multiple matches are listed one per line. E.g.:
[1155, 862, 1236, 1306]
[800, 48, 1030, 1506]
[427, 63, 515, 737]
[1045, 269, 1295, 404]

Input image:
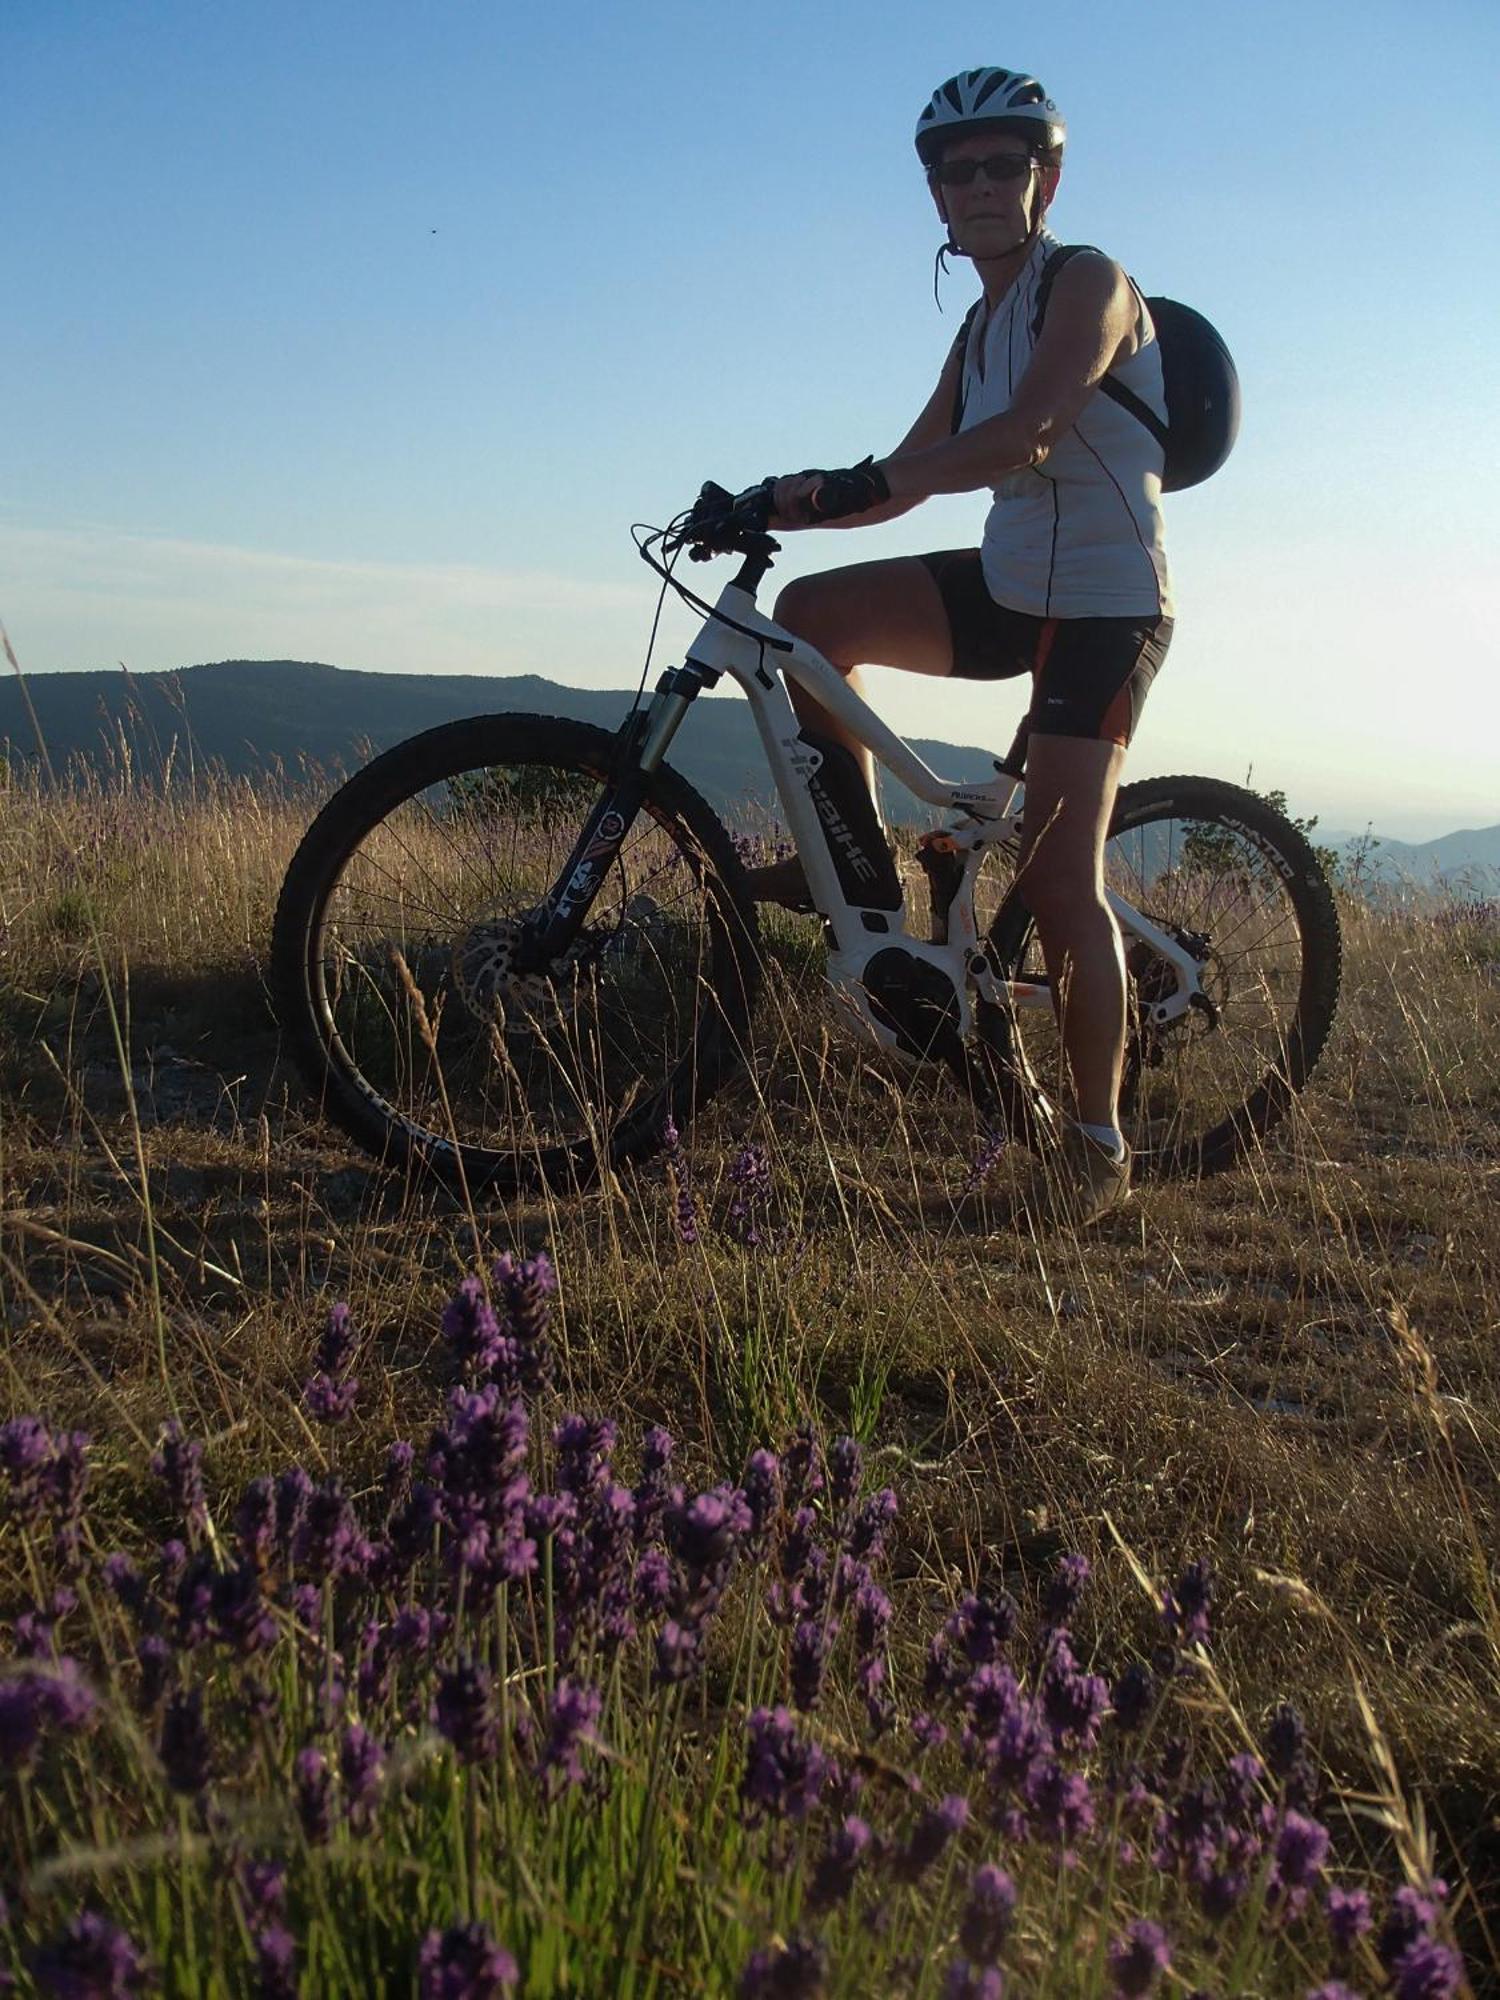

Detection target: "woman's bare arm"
[879, 254, 1139, 503]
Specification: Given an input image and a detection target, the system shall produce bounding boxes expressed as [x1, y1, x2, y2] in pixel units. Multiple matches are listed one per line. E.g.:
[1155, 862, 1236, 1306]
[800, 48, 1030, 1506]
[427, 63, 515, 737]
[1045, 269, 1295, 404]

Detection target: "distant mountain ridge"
[0, 657, 1002, 824]
[3, 659, 1496, 874]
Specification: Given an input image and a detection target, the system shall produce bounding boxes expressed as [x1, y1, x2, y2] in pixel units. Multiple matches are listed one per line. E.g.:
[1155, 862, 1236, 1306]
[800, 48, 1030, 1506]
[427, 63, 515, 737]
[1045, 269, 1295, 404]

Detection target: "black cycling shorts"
[916, 548, 1172, 748]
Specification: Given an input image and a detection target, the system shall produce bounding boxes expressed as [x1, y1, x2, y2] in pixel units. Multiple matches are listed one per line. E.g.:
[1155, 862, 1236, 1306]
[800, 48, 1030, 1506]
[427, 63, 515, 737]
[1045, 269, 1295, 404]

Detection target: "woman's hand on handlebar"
[767, 472, 823, 530]
[768, 457, 893, 529]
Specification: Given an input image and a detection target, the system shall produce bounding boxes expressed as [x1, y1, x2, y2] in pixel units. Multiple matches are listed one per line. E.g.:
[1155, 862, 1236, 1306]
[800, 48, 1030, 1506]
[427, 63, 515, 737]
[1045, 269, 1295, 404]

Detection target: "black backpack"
[948, 245, 1241, 492]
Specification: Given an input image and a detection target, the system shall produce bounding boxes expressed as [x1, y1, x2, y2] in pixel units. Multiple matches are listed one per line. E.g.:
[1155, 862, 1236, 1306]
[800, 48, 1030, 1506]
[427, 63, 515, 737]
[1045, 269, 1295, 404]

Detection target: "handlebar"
[665, 479, 778, 562]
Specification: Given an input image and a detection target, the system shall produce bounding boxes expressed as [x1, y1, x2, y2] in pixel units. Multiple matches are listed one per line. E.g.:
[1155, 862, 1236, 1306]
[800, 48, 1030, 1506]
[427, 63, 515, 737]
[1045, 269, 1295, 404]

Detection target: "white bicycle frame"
[640, 572, 1206, 1056]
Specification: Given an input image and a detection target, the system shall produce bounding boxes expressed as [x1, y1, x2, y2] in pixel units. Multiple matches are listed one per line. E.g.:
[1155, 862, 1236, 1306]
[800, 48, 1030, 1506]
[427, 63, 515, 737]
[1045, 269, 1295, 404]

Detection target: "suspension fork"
[515, 664, 715, 969]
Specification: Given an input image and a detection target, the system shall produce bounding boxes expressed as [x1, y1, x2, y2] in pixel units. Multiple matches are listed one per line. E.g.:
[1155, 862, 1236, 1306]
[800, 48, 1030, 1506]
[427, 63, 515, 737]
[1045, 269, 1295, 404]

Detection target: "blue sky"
[4, 0, 1498, 837]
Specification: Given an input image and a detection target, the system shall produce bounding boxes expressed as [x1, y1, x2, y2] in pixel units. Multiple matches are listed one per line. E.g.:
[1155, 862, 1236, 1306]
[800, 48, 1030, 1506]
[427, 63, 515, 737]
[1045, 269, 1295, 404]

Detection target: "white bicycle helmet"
[914, 68, 1066, 168]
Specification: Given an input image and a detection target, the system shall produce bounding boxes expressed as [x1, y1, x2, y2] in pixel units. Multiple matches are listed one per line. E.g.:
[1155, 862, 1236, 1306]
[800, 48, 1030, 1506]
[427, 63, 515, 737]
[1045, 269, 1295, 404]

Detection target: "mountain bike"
[271, 481, 1342, 1197]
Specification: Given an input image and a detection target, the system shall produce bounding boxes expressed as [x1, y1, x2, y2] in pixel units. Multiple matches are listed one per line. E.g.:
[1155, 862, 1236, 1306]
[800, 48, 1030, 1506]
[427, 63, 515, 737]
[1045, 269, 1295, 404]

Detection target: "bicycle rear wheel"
[986, 776, 1342, 1176]
[271, 713, 760, 1195]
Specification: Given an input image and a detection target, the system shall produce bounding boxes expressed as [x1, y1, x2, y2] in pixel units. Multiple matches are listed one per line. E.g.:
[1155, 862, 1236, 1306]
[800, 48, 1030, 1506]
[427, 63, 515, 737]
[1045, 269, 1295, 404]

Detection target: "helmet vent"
[941, 78, 965, 112]
[972, 71, 1010, 110]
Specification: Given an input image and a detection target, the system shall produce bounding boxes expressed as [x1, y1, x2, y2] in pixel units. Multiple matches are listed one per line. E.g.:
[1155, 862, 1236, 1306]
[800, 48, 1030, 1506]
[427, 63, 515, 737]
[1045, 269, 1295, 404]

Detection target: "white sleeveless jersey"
[957, 226, 1174, 620]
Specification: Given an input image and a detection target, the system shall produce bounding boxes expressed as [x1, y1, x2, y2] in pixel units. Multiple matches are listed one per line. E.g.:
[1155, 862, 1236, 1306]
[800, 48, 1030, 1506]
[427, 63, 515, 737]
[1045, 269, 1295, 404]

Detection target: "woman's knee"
[773, 574, 841, 649]
[1018, 850, 1105, 930]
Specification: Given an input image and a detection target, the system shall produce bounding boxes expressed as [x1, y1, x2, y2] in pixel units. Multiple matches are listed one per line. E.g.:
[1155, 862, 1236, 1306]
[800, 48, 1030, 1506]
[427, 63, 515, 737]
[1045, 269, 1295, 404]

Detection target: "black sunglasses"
[931, 152, 1037, 189]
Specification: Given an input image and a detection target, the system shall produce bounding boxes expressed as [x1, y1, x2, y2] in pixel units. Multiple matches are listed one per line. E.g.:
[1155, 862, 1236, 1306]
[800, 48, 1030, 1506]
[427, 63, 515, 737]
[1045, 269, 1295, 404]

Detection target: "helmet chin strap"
[932, 181, 1045, 304]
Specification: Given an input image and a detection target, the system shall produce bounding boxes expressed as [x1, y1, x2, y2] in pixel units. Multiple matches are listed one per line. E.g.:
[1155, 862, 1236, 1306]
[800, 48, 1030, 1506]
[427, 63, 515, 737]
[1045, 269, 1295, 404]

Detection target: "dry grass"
[2, 750, 1498, 1976]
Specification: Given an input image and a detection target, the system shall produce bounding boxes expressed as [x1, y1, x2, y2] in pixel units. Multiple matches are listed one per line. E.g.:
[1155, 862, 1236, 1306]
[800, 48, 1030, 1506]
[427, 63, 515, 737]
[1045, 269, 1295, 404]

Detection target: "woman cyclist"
[746, 67, 1174, 1222]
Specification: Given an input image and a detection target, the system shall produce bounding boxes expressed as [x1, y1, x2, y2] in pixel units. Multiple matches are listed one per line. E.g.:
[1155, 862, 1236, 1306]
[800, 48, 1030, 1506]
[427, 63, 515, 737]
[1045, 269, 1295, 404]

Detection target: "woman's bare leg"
[771, 557, 956, 796]
[1013, 734, 1127, 1129]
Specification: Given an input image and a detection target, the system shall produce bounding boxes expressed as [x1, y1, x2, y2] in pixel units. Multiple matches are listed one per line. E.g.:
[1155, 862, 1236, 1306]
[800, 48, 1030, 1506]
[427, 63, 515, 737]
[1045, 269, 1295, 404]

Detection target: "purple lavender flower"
[254, 1924, 298, 2000]
[0, 1666, 71, 1770]
[292, 1478, 362, 1582]
[777, 1508, 818, 1592]
[151, 1421, 208, 1538]
[441, 1277, 502, 1373]
[661, 1113, 699, 1246]
[634, 1547, 673, 1619]
[961, 1126, 1008, 1195]
[49, 1429, 90, 1568]
[100, 1552, 146, 1617]
[491, 1249, 557, 1399]
[726, 1140, 772, 1247]
[1038, 1637, 1111, 1747]
[30, 1657, 97, 1738]
[340, 1722, 385, 1827]
[1107, 1920, 1171, 1997]
[911, 1712, 948, 1755]
[897, 1794, 969, 1880]
[294, 1746, 332, 1844]
[383, 1439, 415, 1503]
[417, 1923, 519, 1999]
[1200, 1869, 1248, 1922]
[653, 1618, 700, 1685]
[435, 1658, 498, 1765]
[0, 1415, 53, 1515]
[316, 1300, 356, 1375]
[1222, 1751, 1265, 1819]
[304, 1372, 360, 1425]
[1025, 1758, 1094, 1848]
[274, 1468, 313, 1559]
[937, 1592, 1018, 1685]
[1042, 1553, 1091, 1627]
[1162, 1559, 1213, 1648]
[854, 1581, 893, 1655]
[630, 1425, 676, 1547]
[738, 1936, 827, 2000]
[237, 1858, 287, 1923]
[173, 1549, 219, 1650]
[740, 1449, 781, 1550]
[159, 1687, 211, 1795]
[667, 1485, 752, 1620]
[211, 1561, 279, 1657]
[790, 1618, 836, 1713]
[539, 1677, 602, 1795]
[1112, 1662, 1155, 1732]
[1378, 1884, 1445, 1969]
[808, 1814, 871, 1911]
[135, 1636, 173, 1712]
[848, 1486, 898, 1561]
[1390, 1939, 1464, 1999]
[959, 1863, 1017, 1965]
[1274, 1810, 1331, 1895]
[1325, 1886, 1373, 1952]
[827, 1435, 862, 1514]
[234, 1479, 277, 1570]
[742, 1705, 833, 1825]
[780, 1425, 824, 1510]
[28, 1910, 150, 1997]
[0, 1677, 44, 1771]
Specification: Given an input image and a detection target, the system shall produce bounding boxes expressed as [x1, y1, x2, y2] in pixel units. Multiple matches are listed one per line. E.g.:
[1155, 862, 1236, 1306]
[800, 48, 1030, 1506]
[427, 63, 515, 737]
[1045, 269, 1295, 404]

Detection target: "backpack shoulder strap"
[1097, 376, 1169, 454]
[1033, 247, 1171, 456]
[947, 297, 984, 436]
[1029, 244, 1099, 339]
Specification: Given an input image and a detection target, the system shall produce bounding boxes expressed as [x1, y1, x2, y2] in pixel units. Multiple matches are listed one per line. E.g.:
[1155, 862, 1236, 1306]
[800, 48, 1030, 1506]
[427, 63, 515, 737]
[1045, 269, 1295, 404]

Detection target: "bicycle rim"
[288, 723, 755, 1188]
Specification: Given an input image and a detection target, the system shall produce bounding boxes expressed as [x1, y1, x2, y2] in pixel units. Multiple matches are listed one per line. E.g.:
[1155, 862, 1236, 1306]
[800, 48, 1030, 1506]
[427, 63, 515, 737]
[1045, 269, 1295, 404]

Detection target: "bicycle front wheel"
[987, 776, 1342, 1176]
[271, 713, 761, 1195]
